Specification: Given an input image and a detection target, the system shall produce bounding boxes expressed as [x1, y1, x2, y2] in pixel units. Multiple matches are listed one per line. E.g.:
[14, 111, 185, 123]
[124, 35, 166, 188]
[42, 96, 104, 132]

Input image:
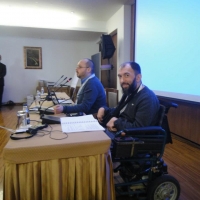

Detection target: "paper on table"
[29, 107, 39, 111]
[40, 107, 54, 110]
[60, 114, 105, 133]
[58, 99, 73, 104]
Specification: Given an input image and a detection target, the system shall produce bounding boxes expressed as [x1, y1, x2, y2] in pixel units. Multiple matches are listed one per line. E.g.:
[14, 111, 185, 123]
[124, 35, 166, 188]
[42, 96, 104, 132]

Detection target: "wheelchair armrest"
[113, 126, 167, 158]
[114, 126, 166, 140]
[159, 99, 178, 110]
[123, 126, 164, 135]
[171, 102, 178, 108]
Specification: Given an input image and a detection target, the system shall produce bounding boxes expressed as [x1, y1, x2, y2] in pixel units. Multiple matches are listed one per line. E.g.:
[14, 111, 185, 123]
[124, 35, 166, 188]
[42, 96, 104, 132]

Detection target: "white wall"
[0, 4, 133, 103]
[0, 36, 98, 103]
[106, 5, 132, 98]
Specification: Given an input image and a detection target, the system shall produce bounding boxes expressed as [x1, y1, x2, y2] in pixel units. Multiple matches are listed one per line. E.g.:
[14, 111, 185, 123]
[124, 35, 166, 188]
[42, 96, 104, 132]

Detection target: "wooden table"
[3, 104, 115, 199]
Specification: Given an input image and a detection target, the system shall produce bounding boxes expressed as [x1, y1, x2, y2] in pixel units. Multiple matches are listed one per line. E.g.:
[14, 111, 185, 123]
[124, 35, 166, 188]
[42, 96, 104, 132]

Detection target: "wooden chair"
[105, 88, 118, 108]
[70, 86, 80, 102]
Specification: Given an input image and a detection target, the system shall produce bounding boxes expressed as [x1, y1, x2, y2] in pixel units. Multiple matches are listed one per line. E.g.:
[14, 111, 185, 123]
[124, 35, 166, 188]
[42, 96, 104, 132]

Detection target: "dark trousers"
[0, 85, 4, 107]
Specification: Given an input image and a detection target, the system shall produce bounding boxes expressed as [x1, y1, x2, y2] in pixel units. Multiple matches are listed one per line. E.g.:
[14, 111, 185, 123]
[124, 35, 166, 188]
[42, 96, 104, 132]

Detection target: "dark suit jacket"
[0, 62, 6, 86]
[63, 76, 107, 114]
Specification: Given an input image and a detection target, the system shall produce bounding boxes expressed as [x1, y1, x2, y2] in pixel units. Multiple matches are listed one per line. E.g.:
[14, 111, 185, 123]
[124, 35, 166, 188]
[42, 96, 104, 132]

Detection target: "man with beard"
[54, 58, 106, 115]
[97, 61, 159, 139]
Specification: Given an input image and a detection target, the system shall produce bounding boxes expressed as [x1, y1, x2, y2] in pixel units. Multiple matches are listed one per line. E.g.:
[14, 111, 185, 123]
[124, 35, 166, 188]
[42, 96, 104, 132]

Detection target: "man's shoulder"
[0, 62, 6, 67]
[84, 76, 105, 94]
[87, 76, 102, 85]
[88, 75, 98, 81]
[141, 86, 156, 95]
[134, 86, 158, 102]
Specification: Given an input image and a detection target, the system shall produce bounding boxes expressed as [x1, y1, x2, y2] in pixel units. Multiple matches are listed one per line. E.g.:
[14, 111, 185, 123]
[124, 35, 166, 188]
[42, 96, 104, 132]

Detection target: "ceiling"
[0, 0, 134, 41]
[0, 26, 106, 41]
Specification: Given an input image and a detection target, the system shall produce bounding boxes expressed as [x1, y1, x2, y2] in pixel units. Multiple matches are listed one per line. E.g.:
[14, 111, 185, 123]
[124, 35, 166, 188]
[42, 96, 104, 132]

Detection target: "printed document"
[60, 115, 105, 133]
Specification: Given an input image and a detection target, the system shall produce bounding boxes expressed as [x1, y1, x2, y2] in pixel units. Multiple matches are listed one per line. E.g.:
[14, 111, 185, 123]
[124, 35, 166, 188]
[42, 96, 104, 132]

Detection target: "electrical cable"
[47, 124, 68, 140]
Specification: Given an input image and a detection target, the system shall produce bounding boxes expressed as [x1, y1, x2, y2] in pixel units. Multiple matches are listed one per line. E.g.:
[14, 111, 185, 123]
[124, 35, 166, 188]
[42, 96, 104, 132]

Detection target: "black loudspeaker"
[101, 34, 116, 59]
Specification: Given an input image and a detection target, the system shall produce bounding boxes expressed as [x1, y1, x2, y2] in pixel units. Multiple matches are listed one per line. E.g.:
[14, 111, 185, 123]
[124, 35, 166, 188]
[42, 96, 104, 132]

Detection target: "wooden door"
[101, 33, 117, 88]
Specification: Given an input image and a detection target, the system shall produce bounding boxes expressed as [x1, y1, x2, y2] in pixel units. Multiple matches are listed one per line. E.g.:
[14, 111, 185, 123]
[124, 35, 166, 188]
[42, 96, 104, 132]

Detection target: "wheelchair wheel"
[147, 175, 180, 200]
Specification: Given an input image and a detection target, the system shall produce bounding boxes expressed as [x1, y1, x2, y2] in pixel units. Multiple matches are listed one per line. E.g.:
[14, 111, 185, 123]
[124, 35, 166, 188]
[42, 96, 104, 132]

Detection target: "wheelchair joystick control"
[115, 130, 125, 138]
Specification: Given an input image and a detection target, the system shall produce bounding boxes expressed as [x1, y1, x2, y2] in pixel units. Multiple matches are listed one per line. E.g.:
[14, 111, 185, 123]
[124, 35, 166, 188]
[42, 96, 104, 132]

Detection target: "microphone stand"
[45, 86, 53, 101]
[45, 77, 69, 100]
[55, 78, 72, 92]
[52, 75, 64, 87]
[54, 77, 67, 87]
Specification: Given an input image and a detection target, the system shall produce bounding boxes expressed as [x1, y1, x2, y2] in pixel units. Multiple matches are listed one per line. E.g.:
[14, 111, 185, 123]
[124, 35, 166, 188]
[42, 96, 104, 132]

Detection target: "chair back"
[105, 88, 118, 108]
[156, 104, 166, 126]
[155, 104, 174, 144]
[70, 86, 80, 102]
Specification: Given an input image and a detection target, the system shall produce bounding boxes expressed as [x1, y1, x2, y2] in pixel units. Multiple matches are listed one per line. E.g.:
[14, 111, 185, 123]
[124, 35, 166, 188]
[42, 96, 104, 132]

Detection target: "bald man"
[54, 58, 106, 115]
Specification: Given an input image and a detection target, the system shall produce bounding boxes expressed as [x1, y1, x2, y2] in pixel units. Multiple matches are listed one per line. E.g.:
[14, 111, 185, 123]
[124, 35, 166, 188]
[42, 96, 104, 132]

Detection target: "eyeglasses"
[76, 66, 89, 69]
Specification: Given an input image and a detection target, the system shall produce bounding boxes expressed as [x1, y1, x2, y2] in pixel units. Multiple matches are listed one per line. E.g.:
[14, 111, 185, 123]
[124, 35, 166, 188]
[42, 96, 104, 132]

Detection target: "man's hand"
[97, 107, 105, 123]
[106, 117, 118, 132]
[54, 105, 64, 114]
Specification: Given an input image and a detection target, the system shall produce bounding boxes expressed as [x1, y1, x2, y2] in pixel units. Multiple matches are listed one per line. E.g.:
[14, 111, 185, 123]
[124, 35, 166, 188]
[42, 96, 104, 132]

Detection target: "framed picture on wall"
[24, 46, 42, 69]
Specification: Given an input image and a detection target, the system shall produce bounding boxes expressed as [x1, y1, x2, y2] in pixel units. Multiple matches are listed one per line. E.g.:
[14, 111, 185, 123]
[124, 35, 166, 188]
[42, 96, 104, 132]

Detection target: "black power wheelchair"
[111, 100, 180, 200]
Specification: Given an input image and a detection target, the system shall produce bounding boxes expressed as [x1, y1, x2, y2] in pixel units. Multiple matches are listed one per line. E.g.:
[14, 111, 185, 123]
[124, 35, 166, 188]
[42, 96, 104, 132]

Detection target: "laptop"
[48, 87, 73, 106]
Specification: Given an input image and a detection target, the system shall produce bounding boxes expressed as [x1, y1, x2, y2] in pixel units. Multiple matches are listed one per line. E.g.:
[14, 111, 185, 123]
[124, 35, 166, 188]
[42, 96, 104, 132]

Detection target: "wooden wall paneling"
[163, 99, 200, 145]
[168, 103, 191, 139]
[188, 104, 200, 144]
[101, 62, 109, 88]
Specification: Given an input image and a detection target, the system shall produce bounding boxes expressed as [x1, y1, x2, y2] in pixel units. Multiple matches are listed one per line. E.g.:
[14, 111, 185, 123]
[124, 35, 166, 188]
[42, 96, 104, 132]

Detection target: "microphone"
[57, 77, 67, 86]
[37, 99, 48, 113]
[60, 78, 72, 86]
[55, 78, 72, 92]
[52, 75, 64, 87]
[54, 76, 67, 87]
[54, 75, 64, 86]
[45, 86, 53, 101]
[47, 77, 68, 99]
[45, 76, 68, 101]
[42, 78, 73, 110]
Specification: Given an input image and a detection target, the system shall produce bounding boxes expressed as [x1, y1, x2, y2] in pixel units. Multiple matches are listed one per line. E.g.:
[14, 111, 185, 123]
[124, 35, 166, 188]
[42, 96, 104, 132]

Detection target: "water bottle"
[37, 90, 41, 96]
[23, 103, 30, 124]
[41, 87, 44, 95]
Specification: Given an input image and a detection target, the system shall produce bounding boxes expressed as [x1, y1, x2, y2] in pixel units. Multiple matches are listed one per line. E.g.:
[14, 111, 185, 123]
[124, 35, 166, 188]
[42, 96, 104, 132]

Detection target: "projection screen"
[135, 0, 200, 103]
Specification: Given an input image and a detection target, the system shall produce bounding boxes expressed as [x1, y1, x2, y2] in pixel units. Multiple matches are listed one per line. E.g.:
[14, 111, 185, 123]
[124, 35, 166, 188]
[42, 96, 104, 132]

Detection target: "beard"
[76, 72, 81, 78]
[121, 79, 137, 95]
